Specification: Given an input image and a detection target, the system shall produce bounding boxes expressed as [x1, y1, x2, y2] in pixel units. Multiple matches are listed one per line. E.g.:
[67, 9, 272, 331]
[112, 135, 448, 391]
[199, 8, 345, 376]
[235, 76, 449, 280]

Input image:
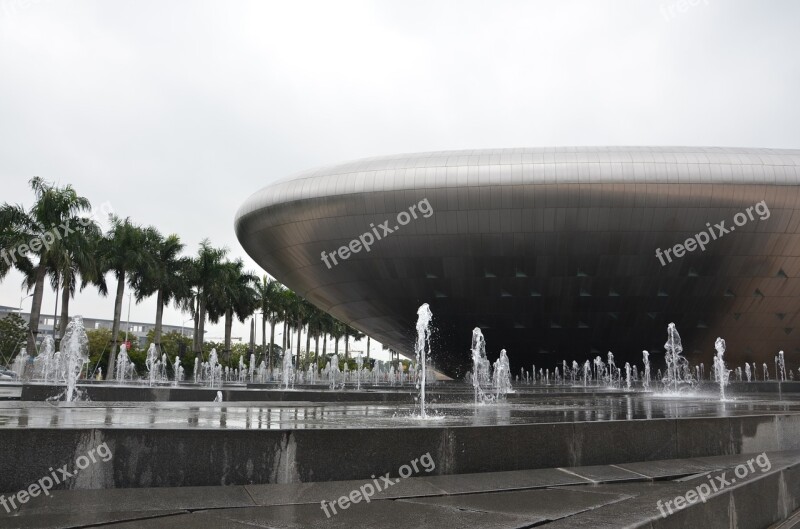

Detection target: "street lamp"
[18, 293, 33, 313]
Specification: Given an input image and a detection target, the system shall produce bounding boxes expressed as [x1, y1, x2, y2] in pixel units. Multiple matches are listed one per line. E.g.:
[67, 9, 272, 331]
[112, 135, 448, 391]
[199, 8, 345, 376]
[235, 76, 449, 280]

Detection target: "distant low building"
[0, 309, 193, 347]
[0, 305, 20, 319]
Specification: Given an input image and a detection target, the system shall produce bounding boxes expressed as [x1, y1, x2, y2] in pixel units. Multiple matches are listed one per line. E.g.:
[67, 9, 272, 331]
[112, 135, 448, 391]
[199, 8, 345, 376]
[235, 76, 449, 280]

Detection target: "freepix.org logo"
[655, 200, 770, 266]
[320, 198, 433, 269]
[0, 442, 113, 513]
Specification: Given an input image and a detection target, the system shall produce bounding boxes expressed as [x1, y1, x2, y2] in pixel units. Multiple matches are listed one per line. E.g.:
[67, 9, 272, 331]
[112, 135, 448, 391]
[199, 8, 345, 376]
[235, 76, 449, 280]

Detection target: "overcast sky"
[1, 0, 798, 358]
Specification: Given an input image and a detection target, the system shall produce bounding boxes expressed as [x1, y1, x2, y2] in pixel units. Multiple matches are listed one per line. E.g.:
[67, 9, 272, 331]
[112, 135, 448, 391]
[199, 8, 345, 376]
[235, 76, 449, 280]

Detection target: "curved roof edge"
[235, 146, 800, 225]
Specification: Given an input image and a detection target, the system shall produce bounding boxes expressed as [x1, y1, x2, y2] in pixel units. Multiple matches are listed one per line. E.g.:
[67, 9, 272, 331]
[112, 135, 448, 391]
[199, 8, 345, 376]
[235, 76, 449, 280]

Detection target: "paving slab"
[616, 457, 721, 479]
[0, 510, 186, 529]
[205, 502, 534, 529]
[399, 487, 633, 521]
[244, 476, 446, 506]
[7, 485, 255, 515]
[102, 512, 263, 528]
[420, 466, 591, 494]
[556, 464, 647, 483]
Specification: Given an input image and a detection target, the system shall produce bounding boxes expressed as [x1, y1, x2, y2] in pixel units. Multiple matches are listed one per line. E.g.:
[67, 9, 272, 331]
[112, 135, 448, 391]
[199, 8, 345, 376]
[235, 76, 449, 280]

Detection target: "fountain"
[593, 357, 604, 387]
[492, 349, 513, 399]
[327, 355, 340, 389]
[11, 347, 28, 379]
[238, 355, 246, 383]
[642, 350, 651, 390]
[115, 343, 135, 381]
[713, 337, 730, 401]
[607, 352, 616, 387]
[145, 344, 159, 386]
[355, 352, 364, 390]
[778, 350, 786, 382]
[60, 316, 89, 402]
[173, 356, 184, 385]
[280, 350, 293, 389]
[33, 336, 56, 382]
[414, 303, 433, 417]
[662, 323, 692, 392]
[624, 362, 631, 389]
[206, 348, 222, 388]
[470, 328, 493, 404]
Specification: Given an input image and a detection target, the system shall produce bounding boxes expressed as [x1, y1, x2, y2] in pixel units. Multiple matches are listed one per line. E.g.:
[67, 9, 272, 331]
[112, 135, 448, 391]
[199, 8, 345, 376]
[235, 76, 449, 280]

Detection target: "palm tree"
[130, 230, 191, 355]
[46, 218, 106, 347]
[255, 276, 284, 366]
[305, 303, 325, 367]
[320, 313, 334, 361]
[97, 217, 154, 379]
[0, 177, 93, 353]
[268, 283, 288, 368]
[185, 240, 229, 359]
[284, 290, 306, 367]
[278, 288, 295, 363]
[211, 259, 258, 359]
[331, 320, 345, 357]
[344, 324, 365, 360]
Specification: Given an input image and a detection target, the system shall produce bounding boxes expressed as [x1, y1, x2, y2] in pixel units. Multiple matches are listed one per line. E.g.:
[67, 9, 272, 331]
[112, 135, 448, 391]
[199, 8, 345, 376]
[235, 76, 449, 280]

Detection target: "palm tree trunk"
[106, 271, 126, 380]
[196, 297, 206, 359]
[192, 293, 201, 355]
[314, 334, 320, 367]
[345, 334, 350, 359]
[334, 336, 339, 357]
[305, 327, 311, 370]
[282, 321, 288, 353]
[261, 314, 266, 363]
[154, 288, 164, 354]
[295, 320, 301, 367]
[26, 264, 47, 353]
[269, 316, 276, 368]
[366, 335, 370, 360]
[322, 333, 327, 359]
[223, 308, 233, 360]
[58, 275, 71, 342]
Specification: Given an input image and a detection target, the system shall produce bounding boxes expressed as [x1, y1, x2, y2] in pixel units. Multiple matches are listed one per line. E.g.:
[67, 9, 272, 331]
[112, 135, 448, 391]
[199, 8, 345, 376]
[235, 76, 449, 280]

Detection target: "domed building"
[235, 147, 800, 374]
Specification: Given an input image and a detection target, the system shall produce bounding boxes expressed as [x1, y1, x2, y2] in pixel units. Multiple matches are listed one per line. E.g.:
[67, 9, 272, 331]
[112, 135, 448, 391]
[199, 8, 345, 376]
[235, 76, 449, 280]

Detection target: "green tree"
[145, 329, 194, 376]
[185, 240, 228, 359]
[86, 328, 141, 378]
[344, 324, 364, 360]
[210, 259, 258, 360]
[331, 320, 345, 357]
[0, 177, 93, 353]
[131, 230, 191, 355]
[46, 215, 106, 347]
[0, 313, 29, 366]
[96, 217, 154, 379]
[255, 276, 284, 367]
[305, 302, 325, 367]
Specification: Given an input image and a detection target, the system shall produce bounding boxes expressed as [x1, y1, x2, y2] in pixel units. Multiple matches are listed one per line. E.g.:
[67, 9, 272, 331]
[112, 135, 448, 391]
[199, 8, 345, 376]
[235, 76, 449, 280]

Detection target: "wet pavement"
[2, 450, 799, 528]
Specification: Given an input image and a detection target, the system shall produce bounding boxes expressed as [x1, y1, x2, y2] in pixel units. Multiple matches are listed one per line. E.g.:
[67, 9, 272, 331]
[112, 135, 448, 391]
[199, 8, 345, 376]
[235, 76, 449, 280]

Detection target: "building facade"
[235, 147, 800, 374]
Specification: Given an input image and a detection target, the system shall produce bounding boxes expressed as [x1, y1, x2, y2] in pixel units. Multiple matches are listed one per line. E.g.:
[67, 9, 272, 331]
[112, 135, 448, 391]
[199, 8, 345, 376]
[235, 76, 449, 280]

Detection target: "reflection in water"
[1, 388, 799, 431]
